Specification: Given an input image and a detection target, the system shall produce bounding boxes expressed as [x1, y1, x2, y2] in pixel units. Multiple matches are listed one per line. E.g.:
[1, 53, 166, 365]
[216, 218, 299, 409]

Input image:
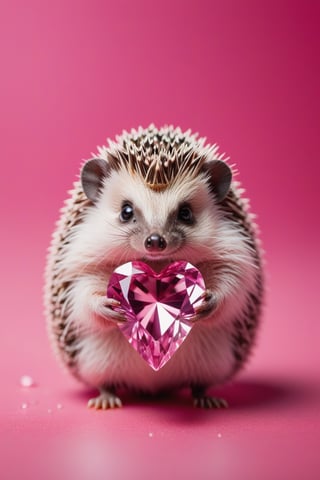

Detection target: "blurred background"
[0, 1, 319, 479]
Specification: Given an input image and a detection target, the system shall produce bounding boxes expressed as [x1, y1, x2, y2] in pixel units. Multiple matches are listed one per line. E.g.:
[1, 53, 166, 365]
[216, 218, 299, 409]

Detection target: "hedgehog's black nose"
[144, 233, 167, 252]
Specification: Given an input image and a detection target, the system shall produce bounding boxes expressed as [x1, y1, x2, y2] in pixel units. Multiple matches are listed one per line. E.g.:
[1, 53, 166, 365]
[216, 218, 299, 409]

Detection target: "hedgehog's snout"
[144, 233, 167, 252]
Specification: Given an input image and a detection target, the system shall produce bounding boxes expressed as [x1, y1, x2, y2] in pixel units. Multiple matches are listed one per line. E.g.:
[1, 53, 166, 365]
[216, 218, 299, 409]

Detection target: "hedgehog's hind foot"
[193, 396, 228, 409]
[88, 387, 122, 410]
[191, 386, 228, 409]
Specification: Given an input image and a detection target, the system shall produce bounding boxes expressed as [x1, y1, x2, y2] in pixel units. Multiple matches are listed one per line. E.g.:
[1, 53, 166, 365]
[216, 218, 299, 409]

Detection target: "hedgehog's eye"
[177, 204, 194, 225]
[120, 203, 134, 222]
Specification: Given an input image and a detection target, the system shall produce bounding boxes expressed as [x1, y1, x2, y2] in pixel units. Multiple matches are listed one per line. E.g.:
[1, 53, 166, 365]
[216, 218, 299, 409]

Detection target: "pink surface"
[0, 1, 319, 479]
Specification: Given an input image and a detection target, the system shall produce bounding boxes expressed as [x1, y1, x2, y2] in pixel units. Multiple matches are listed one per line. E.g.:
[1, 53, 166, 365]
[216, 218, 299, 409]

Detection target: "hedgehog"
[44, 124, 264, 409]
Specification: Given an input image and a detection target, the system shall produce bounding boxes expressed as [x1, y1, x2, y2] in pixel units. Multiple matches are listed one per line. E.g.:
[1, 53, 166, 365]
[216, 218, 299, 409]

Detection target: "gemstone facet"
[107, 261, 206, 370]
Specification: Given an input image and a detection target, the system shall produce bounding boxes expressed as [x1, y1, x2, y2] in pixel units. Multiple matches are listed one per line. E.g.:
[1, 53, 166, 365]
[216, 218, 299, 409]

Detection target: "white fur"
[52, 167, 259, 393]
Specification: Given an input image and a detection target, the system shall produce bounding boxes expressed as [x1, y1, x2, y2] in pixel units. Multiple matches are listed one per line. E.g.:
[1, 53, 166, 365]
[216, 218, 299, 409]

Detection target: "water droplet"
[48, 408, 52, 414]
[217, 433, 222, 438]
[148, 432, 154, 438]
[21, 403, 28, 410]
[56, 403, 63, 410]
[20, 375, 35, 387]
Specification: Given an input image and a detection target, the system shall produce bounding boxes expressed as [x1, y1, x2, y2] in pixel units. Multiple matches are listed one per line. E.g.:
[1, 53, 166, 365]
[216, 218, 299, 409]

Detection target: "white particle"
[56, 403, 63, 410]
[48, 409, 52, 414]
[217, 433, 222, 438]
[21, 403, 28, 410]
[20, 375, 35, 388]
[148, 432, 154, 438]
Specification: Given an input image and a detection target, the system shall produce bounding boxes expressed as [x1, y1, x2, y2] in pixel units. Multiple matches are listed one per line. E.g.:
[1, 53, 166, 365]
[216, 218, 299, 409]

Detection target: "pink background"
[0, 1, 319, 479]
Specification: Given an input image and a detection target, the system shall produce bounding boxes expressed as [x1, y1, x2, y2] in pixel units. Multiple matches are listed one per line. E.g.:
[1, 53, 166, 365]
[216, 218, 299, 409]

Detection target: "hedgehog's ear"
[81, 158, 110, 202]
[205, 160, 232, 202]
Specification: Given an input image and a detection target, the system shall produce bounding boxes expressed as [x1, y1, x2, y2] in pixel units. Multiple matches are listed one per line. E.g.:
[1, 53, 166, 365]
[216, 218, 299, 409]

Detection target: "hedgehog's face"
[81, 157, 232, 267]
[103, 168, 215, 264]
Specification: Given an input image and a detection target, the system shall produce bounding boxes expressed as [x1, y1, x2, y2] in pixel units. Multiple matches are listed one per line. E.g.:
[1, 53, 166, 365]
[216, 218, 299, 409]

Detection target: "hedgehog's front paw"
[93, 295, 126, 323]
[191, 289, 217, 322]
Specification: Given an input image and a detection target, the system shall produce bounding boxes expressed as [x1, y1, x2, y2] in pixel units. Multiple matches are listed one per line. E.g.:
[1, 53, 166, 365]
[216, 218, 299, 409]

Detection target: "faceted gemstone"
[107, 261, 206, 370]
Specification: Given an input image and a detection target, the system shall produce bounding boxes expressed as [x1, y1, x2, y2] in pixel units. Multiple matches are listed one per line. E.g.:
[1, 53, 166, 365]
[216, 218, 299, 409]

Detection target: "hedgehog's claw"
[191, 385, 228, 409]
[190, 289, 217, 322]
[88, 388, 122, 410]
[95, 295, 126, 323]
[193, 396, 228, 409]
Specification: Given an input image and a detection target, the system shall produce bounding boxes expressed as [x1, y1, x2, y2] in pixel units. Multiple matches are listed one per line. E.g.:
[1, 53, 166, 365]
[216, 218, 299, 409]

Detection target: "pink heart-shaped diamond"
[107, 261, 206, 370]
